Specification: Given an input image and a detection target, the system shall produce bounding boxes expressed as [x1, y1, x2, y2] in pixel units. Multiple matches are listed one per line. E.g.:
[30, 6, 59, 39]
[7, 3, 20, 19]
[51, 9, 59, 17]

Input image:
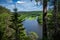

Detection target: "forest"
[0, 0, 60, 40]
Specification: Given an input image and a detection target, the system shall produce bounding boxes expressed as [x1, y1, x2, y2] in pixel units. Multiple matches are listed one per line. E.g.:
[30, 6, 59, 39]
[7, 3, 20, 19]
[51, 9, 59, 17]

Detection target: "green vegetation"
[0, 4, 60, 40]
[0, 6, 40, 40]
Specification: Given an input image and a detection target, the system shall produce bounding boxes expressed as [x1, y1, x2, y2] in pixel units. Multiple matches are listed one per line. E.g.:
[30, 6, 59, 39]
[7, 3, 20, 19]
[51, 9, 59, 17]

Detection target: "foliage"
[37, 12, 43, 24]
[0, 6, 40, 40]
[29, 32, 39, 40]
[0, 6, 11, 40]
[0, 6, 10, 14]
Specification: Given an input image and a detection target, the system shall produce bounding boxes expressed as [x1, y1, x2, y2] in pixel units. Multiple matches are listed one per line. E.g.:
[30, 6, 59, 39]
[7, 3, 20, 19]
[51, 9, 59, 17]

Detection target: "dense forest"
[0, 0, 60, 40]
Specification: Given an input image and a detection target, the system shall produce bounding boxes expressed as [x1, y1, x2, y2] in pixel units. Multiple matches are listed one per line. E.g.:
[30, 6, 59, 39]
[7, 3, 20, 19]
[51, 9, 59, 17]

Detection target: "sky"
[0, 0, 53, 12]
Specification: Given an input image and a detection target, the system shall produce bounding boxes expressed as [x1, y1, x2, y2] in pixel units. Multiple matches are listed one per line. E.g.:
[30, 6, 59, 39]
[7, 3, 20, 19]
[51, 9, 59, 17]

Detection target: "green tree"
[29, 32, 39, 40]
[0, 6, 11, 40]
[9, 8, 27, 40]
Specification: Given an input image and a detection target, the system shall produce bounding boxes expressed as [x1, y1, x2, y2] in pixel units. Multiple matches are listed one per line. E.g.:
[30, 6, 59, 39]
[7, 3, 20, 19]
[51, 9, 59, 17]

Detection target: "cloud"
[0, 0, 43, 12]
[16, 1, 25, 4]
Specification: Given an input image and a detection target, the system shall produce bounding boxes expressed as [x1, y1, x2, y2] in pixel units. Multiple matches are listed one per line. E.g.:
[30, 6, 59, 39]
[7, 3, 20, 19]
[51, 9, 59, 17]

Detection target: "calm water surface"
[22, 18, 43, 39]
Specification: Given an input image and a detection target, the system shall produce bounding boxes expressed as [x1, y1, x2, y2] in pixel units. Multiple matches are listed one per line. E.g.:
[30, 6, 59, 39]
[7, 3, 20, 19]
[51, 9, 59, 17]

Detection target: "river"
[22, 17, 43, 39]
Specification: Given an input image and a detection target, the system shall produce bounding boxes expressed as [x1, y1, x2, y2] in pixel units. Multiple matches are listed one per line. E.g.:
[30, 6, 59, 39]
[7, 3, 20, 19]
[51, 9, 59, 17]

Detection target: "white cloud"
[0, 0, 43, 12]
[16, 1, 25, 4]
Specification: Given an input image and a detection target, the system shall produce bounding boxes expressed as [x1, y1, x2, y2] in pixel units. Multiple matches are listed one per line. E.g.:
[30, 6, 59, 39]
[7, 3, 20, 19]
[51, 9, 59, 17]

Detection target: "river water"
[22, 18, 43, 39]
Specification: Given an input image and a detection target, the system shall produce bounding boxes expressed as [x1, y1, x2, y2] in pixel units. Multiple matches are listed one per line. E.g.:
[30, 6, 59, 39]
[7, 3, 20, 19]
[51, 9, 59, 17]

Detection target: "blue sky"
[0, 0, 53, 12]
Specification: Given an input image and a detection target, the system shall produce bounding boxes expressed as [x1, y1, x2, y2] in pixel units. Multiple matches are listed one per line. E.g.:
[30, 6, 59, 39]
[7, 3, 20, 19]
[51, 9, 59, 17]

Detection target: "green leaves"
[0, 13, 11, 40]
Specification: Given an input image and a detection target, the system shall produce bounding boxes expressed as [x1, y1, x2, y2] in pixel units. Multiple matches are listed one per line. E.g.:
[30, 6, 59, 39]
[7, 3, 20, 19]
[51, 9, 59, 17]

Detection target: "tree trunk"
[43, 0, 47, 40]
[53, 0, 58, 32]
[52, 0, 59, 40]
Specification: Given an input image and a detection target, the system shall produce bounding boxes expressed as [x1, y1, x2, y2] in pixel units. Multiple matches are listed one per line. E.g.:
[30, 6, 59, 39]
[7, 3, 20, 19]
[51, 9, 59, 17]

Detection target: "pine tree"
[9, 8, 27, 40]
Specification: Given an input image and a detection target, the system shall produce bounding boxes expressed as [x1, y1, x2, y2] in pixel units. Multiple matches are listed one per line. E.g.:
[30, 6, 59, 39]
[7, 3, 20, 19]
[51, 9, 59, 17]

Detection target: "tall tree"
[52, 0, 60, 40]
[14, 8, 19, 40]
[9, 7, 27, 40]
[43, 0, 48, 40]
[53, 0, 58, 32]
[34, 0, 48, 40]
